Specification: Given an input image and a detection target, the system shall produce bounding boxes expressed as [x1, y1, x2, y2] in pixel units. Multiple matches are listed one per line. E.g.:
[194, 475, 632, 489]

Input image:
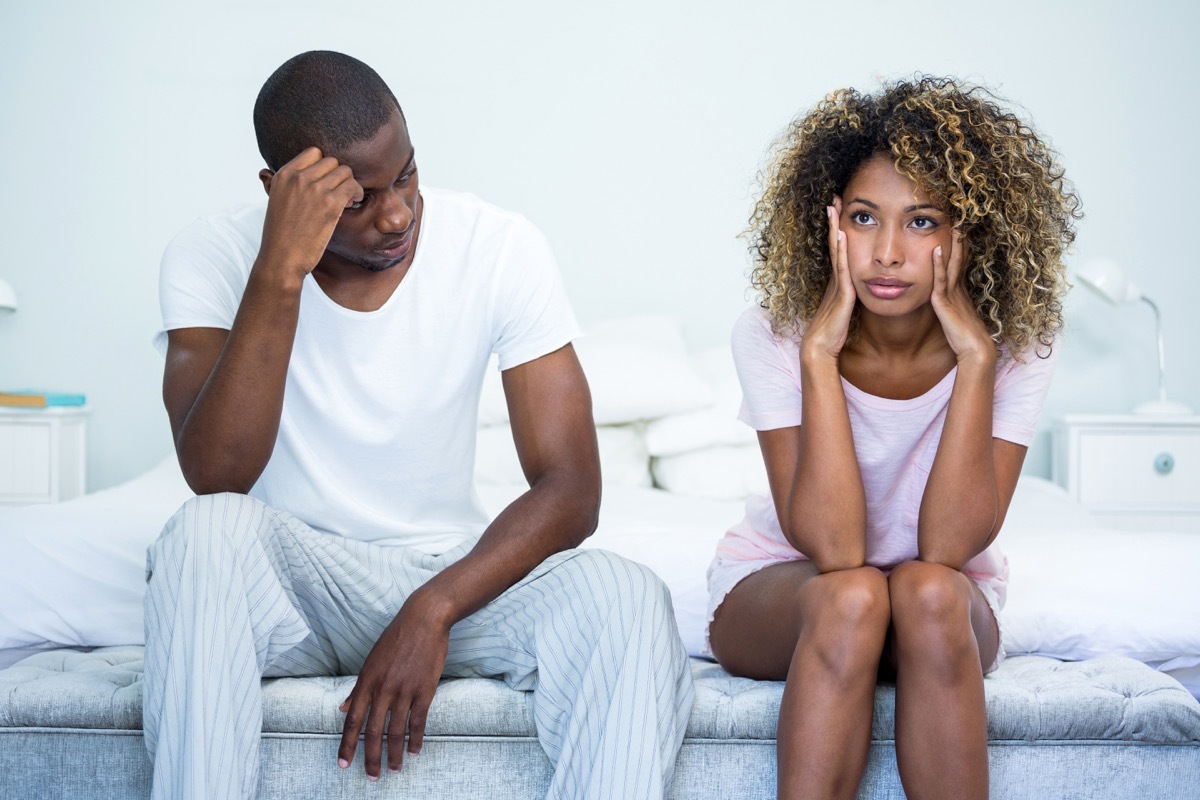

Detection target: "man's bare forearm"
[404, 467, 601, 630]
[168, 264, 304, 494]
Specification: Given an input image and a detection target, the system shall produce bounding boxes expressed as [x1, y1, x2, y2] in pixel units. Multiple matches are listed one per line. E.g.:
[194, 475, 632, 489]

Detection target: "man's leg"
[142, 492, 426, 800]
[442, 548, 695, 800]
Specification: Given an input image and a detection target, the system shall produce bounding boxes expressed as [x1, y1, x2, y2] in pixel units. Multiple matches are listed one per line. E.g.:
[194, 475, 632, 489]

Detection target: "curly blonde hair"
[748, 76, 1081, 355]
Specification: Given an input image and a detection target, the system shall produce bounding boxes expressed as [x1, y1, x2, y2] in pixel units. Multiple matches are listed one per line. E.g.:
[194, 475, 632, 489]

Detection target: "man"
[146, 50, 693, 799]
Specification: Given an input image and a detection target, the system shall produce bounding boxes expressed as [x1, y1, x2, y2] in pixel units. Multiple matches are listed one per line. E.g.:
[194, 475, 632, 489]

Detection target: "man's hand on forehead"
[257, 146, 364, 278]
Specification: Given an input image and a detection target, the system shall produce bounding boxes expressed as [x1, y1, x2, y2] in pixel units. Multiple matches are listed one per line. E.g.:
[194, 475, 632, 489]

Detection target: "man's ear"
[259, 169, 275, 196]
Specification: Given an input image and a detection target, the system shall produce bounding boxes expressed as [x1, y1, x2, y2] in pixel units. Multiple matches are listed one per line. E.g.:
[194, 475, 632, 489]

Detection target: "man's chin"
[351, 256, 402, 273]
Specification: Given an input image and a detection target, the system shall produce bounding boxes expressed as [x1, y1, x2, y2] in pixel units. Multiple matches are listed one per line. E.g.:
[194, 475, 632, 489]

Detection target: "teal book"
[0, 390, 87, 408]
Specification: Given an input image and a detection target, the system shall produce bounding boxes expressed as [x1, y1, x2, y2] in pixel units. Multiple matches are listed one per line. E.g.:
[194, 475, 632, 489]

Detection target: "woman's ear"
[258, 169, 275, 196]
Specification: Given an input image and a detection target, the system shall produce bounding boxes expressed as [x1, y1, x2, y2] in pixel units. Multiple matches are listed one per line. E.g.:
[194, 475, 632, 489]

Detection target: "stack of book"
[0, 391, 87, 408]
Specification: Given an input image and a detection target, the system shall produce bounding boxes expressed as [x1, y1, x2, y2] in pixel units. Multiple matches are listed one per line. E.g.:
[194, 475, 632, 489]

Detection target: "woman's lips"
[865, 279, 910, 299]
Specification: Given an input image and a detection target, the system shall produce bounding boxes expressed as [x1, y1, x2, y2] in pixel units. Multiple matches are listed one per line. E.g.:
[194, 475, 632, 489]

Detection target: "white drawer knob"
[1154, 452, 1175, 475]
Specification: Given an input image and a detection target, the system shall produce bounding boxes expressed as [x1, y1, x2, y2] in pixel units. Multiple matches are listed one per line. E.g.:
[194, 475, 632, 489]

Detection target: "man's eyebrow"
[359, 149, 417, 191]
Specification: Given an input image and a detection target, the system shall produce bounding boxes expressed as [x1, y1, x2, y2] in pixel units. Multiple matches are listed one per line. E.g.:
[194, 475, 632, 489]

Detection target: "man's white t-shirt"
[155, 187, 580, 554]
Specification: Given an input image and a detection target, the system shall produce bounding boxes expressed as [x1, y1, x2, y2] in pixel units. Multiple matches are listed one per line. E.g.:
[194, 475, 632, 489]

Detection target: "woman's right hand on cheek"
[802, 204, 857, 364]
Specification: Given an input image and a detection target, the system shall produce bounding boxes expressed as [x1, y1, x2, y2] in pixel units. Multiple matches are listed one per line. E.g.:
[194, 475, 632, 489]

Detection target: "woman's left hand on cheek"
[931, 231, 994, 364]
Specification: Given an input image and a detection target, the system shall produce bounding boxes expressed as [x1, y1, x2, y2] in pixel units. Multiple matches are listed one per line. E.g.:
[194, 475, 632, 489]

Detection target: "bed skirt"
[2, 647, 1198, 799]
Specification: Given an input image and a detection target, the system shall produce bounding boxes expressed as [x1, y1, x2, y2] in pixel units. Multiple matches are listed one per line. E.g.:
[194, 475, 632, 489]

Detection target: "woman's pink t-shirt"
[719, 307, 1058, 601]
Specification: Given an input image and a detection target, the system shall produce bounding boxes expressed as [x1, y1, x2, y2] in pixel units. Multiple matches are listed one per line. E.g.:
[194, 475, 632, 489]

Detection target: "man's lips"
[374, 229, 413, 258]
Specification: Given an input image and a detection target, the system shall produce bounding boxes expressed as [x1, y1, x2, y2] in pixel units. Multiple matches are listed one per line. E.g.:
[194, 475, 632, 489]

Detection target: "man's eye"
[347, 195, 368, 211]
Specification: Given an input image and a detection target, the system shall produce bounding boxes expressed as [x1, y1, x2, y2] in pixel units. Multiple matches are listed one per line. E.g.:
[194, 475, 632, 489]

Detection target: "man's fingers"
[337, 690, 367, 769]
[331, 173, 364, 207]
[386, 699, 408, 773]
[361, 699, 391, 781]
[300, 159, 351, 190]
[284, 146, 324, 171]
[406, 692, 432, 757]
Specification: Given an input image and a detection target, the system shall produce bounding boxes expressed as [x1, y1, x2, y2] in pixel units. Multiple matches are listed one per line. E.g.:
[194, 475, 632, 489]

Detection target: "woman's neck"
[839, 307, 957, 400]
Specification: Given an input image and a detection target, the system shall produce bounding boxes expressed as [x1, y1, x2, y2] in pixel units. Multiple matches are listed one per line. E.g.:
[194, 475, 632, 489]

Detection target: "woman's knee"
[888, 561, 976, 642]
[801, 567, 891, 633]
[795, 567, 891, 672]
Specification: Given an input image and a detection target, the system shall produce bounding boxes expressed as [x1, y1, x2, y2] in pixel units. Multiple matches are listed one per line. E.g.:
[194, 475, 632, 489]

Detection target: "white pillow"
[644, 346, 756, 457]
[475, 423, 652, 488]
[1002, 525, 1200, 670]
[651, 444, 769, 500]
[1000, 475, 1095, 537]
[0, 456, 193, 655]
[478, 317, 714, 427]
[478, 482, 742, 657]
[997, 477, 1200, 686]
[577, 317, 714, 425]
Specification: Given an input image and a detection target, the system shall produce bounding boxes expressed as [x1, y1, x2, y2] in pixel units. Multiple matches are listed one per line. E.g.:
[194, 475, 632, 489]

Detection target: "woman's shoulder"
[996, 337, 1061, 382]
[731, 306, 806, 381]
[732, 305, 804, 346]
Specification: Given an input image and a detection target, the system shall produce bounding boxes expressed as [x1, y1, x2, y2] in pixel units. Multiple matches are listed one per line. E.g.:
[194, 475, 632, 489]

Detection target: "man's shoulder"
[190, 200, 267, 243]
[167, 201, 267, 259]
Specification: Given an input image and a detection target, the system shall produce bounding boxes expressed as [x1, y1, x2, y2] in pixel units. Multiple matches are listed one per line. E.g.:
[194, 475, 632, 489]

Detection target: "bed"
[2, 316, 1198, 798]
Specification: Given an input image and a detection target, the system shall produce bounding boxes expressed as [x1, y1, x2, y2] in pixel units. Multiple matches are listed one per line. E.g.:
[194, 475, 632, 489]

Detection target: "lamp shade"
[0, 278, 17, 313]
[1076, 259, 1141, 305]
[1074, 259, 1192, 415]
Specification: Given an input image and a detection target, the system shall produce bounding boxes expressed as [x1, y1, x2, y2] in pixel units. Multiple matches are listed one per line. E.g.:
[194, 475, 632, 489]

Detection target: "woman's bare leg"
[710, 562, 890, 800]
[888, 561, 999, 800]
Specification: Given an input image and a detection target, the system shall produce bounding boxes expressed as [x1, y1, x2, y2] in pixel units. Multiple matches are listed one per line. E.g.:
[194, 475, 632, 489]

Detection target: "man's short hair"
[253, 51, 401, 171]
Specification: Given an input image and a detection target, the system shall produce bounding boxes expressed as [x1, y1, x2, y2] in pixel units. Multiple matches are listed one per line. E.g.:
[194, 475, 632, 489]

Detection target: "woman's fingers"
[946, 230, 966, 287]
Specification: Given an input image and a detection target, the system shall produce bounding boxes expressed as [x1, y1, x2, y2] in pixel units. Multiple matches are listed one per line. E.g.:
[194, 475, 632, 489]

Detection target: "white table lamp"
[0, 278, 16, 313]
[1076, 259, 1192, 415]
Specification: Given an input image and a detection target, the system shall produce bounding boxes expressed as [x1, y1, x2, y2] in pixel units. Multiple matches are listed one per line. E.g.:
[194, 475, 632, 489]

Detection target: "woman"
[707, 76, 1081, 799]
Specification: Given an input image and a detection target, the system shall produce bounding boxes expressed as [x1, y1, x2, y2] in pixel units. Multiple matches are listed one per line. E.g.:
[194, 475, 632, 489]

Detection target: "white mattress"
[3, 459, 1198, 698]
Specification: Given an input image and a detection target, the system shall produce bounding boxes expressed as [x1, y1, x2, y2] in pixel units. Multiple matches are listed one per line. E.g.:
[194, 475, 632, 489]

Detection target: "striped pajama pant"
[143, 492, 694, 800]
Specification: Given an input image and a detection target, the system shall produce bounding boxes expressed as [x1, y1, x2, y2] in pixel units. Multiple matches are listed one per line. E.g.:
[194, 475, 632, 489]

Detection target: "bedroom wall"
[0, 0, 1196, 491]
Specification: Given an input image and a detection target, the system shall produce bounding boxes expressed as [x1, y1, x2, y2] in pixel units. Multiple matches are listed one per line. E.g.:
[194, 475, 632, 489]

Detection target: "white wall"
[1, 0, 1196, 490]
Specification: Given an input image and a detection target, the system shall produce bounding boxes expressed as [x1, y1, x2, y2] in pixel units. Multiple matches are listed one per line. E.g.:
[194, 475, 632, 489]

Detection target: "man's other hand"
[336, 592, 452, 780]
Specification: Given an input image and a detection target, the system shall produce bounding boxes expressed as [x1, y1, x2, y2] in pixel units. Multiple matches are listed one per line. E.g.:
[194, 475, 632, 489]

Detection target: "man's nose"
[375, 189, 413, 234]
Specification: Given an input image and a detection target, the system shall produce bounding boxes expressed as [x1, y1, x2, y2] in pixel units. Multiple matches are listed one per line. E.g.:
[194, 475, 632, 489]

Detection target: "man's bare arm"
[164, 148, 362, 494]
[337, 343, 601, 780]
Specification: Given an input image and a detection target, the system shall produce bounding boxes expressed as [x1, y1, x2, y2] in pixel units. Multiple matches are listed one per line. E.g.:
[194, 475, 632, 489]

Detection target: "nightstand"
[0, 406, 88, 504]
[1051, 414, 1200, 532]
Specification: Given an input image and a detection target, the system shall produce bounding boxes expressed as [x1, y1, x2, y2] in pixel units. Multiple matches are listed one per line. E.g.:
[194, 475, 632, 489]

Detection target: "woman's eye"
[852, 212, 873, 225]
[911, 216, 936, 230]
